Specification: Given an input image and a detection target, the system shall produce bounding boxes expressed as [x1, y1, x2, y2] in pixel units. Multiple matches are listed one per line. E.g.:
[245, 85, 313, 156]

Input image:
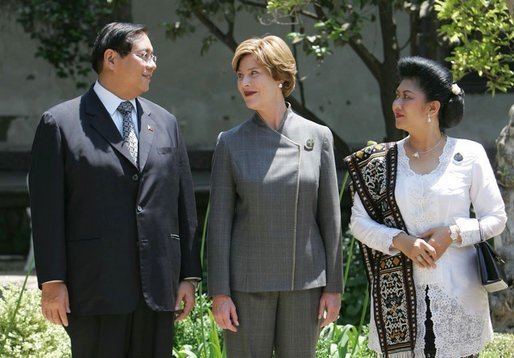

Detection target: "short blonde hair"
[232, 35, 297, 98]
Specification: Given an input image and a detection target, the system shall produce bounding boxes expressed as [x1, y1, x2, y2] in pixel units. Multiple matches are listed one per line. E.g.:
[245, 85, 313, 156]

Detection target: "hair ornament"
[451, 83, 461, 95]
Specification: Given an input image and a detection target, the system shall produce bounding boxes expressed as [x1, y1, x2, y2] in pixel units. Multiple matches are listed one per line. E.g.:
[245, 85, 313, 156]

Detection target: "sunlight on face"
[235, 55, 282, 112]
[392, 79, 431, 132]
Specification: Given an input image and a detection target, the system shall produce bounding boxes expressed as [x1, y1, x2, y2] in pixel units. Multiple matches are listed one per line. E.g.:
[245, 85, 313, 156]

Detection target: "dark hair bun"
[397, 56, 464, 129]
[445, 88, 465, 128]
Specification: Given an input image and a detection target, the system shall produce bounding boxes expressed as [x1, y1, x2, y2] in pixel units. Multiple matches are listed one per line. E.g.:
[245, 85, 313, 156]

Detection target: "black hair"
[397, 56, 464, 129]
[90, 22, 148, 74]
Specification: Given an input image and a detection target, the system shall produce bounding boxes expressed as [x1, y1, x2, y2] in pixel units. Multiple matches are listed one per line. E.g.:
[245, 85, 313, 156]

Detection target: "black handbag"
[475, 239, 509, 293]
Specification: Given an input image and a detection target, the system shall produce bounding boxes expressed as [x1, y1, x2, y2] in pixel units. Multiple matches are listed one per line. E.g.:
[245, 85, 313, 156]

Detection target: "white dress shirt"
[93, 81, 138, 137]
[350, 137, 507, 358]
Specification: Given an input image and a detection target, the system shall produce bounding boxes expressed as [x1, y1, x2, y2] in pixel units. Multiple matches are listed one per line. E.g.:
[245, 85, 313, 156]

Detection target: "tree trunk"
[378, 0, 404, 141]
[378, 77, 403, 142]
[491, 104, 514, 332]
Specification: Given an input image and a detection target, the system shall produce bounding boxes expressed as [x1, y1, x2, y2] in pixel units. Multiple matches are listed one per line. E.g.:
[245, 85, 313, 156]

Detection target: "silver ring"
[416, 255, 423, 262]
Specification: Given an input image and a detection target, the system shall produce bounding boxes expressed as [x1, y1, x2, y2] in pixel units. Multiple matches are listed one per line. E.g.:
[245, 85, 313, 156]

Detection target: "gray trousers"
[224, 288, 322, 358]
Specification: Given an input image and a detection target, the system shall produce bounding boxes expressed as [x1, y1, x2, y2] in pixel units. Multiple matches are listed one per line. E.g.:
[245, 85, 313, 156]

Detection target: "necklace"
[409, 135, 445, 158]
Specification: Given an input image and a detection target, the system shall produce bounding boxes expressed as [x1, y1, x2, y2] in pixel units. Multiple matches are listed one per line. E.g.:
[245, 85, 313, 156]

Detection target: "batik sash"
[345, 143, 416, 357]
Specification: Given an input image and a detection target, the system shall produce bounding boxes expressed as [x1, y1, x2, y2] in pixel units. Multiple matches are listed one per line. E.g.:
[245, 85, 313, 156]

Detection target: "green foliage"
[339, 170, 369, 327]
[317, 324, 375, 357]
[173, 293, 224, 357]
[481, 333, 514, 357]
[2, 282, 513, 358]
[164, 1, 265, 54]
[268, 0, 368, 62]
[173, 291, 373, 358]
[0, 284, 71, 357]
[436, 0, 514, 93]
[262, 0, 421, 140]
[340, 229, 370, 327]
[11, 0, 125, 88]
[267, 0, 417, 62]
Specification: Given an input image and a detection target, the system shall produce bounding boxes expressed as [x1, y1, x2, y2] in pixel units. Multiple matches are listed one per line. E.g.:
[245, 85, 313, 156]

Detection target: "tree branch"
[225, 2, 236, 39]
[313, 4, 328, 21]
[238, 0, 266, 8]
[348, 36, 381, 81]
[192, 7, 238, 51]
[191, 0, 351, 158]
[288, 96, 351, 160]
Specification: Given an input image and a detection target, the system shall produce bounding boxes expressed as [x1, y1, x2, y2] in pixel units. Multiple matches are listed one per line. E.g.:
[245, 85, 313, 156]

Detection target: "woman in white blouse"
[346, 56, 507, 358]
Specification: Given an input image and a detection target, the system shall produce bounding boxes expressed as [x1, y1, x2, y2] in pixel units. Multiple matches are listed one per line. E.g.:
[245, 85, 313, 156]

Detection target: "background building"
[0, 1, 512, 255]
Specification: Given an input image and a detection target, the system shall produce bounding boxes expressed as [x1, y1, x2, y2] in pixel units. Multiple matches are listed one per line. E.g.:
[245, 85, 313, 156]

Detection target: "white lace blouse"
[350, 137, 507, 358]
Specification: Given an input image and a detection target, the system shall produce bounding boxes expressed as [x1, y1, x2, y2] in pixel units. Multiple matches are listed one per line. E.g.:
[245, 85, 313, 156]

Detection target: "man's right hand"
[212, 294, 239, 332]
[41, 281, 70, 327]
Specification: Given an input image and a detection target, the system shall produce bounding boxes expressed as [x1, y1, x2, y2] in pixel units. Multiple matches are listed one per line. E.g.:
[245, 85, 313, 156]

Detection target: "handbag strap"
[476, 221, 506, 264]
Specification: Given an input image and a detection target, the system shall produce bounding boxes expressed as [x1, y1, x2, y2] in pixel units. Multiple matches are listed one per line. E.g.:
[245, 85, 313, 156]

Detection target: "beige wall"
[0, 3, 511, 152]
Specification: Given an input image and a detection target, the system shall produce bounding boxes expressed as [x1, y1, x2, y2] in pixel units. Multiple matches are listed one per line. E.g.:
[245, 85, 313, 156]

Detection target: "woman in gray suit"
[207, 35, 343, 357]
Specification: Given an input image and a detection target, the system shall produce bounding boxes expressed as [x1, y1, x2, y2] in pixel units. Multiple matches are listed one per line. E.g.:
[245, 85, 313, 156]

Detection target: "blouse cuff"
[454, 217, 481, 246]
[383, 229, 403, 256]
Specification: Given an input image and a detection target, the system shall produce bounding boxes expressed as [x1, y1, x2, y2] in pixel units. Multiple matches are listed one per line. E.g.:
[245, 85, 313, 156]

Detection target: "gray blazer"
[207, 106, 343, 296]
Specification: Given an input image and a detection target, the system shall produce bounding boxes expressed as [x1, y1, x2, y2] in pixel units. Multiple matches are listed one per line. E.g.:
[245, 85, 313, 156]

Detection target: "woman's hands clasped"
[419, 226, 454, 261]
[393, 227, 454, 268]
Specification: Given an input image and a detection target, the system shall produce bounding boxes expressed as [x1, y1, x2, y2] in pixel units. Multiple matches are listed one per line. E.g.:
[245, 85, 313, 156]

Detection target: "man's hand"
[318, 292, 341, 327]
[175, 281, 196, 321]
[41, 281, 70, 326]
[212, 294, 239, 332]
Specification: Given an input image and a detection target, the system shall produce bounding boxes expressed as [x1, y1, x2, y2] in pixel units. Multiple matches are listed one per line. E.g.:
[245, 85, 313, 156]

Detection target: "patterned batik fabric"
[117, 101, 138, 166]
[345, 143, 417, 357]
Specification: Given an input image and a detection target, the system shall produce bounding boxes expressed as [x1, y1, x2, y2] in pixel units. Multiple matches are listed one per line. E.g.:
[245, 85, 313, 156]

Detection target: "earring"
[427, 113, 432, 123]
[278, 83, 283, 89]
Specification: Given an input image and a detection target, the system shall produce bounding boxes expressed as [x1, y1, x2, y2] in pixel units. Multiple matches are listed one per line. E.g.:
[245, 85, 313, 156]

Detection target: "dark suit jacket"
[29, 86, 201, 315]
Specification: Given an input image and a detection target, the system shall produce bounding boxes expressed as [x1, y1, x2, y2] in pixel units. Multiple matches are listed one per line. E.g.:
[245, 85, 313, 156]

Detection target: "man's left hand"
[174, 281, 196, 321]
[318, 292, 341, 327]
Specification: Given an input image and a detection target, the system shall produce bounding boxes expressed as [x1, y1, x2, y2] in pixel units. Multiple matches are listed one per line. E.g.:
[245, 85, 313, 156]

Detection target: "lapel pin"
[304, 138, 314, 151]
[453, 152, 463, 163]
[147, 125, 154, 132]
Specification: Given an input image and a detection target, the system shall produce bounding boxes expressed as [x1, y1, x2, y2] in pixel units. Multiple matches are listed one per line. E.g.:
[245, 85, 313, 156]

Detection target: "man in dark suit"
[28, 22, 201, 357]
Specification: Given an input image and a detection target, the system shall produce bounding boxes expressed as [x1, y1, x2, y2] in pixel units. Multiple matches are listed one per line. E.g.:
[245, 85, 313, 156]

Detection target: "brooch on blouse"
[304, 138, 314, 151]
[453, 152, 463, 163]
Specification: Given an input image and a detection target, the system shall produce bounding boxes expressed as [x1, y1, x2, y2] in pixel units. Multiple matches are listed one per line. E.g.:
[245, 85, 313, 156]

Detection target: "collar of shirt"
[93, 81, 139, 136]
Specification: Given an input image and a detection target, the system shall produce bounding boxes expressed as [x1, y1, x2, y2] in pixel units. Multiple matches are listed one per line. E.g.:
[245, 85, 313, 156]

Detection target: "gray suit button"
[132, 174, 139, 181]
[137, 205, 143, 212]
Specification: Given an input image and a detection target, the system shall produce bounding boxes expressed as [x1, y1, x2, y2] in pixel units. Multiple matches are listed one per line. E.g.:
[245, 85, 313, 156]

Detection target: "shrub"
[0, 284, 71, 357]
[340, 229, 369, 327]
[481, 332, 514, 357]
[173, 293, 224, 357]
[1, 283, 513, 357]
[317, 323, 375, 357]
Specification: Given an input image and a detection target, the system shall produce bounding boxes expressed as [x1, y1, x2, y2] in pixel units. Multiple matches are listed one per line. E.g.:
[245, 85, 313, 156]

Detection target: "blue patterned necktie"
[117, 101, 138, 166]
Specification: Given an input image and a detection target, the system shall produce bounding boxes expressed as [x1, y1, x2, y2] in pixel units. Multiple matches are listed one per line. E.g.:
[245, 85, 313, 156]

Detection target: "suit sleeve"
[28, 112, 67, 287]
[318, 128, 343, 293]
[176, 126, 201, 280]
[207, 134, 235, 296]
